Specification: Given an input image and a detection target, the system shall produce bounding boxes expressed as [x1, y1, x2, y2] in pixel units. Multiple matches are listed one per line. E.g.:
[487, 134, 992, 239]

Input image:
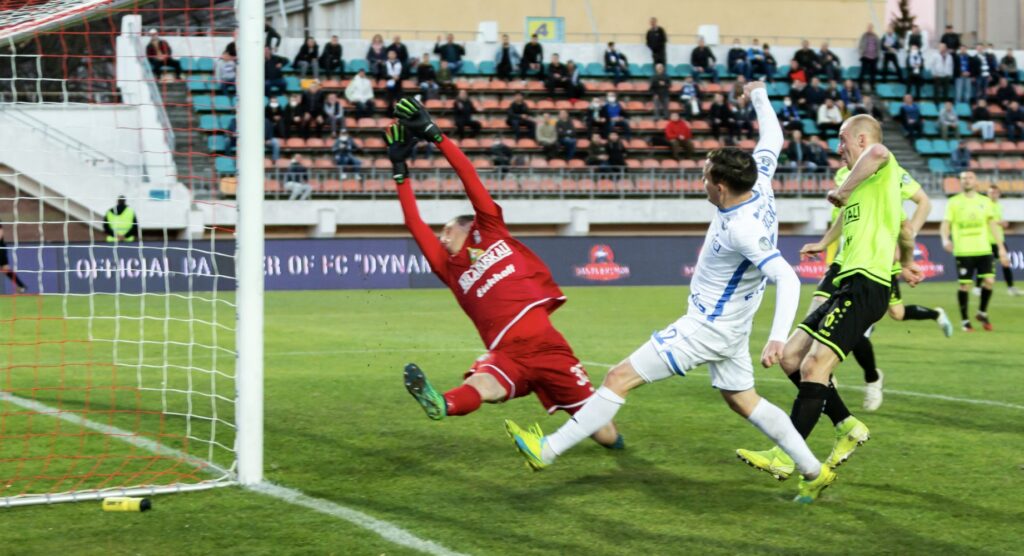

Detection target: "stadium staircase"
[162, 83, 217, 198]
[876, 96, 930, 178]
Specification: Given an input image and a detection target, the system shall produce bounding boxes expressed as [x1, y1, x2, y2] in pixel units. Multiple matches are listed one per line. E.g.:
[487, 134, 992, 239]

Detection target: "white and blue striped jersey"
[687, 137, 782, 328]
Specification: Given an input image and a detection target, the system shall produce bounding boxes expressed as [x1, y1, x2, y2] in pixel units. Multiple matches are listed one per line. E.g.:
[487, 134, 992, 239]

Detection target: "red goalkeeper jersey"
[398, 138, 565, 349]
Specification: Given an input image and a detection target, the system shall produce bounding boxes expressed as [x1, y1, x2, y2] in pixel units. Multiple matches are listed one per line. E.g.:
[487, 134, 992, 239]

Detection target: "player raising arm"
[505, 82, 838, 503]
[385, 101, 621, 451]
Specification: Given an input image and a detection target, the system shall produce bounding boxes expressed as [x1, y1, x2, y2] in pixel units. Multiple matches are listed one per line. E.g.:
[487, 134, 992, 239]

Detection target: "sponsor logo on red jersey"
[458, 240, 513, 293]
[574, 244, 630, 281]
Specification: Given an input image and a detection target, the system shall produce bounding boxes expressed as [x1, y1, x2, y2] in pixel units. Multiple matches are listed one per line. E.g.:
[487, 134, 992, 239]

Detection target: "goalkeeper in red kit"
[386, 98, 622, 450]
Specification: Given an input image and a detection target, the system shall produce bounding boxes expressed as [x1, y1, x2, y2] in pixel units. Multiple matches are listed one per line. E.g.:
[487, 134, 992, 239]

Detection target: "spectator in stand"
[897, 94, 924, 139]
[383, 50, 403, 113]
[387, 36, 410, 78]
[880, 23, 902, 81]
[433, 33, 465, 74]
[1000, 48, 1018, 81]
[816, 97, 843, 135]
[785, 129, 815, 171]
[565, 61, 585, 98]
[263, 117, 281, 163]
[708, 93, 734, 143]
[940, 24, 961, 52]
[824, 78, 842, 102]
[733, 95, 755, 139]
[971, 98, 996, 140]
[905, 44, 925, 99]
[586, 133, 608, 167]
[855, 95, 885, 119]
[1004, 99, 1024, 141]
[283, 93, 309, 139]
[794, 40, 819, 74]
[761, 44, 778, 81]
[858, 24, 880, 89]
[301, 80, 326, 135]
[807, 135, 829, 171]
[646, 17, 668, 65]
[778, 95, 802, 131]
[839, 79, 863, 109]
[836, 99, 852, 121]
[332, 129, 361, 174]
[787, 60, 807, 85]
[345, 69, 374, 118]
[728, 75, 747, 106]
[437, 60, 456, 95]
[321, 92, 344, 135]
[606, 131, 627, 167]
[748, 39, 768, 79]
[294, 36, 320, 80]
[223, 29, 238, 61]
[214, 52, 237, 96]
[264, 21, 281, 52]
[904, 24, 928, 53]
[663, 111, 693, 159]
[690, 36, 718, 82]
[146, 29, 183, 80]
[521, 34, 544, 79]
[366, 34, 388, 81]
[975, 43, 995, 102]
[264, 47, 288, 97]
[494, 34, 521, 81]
[994, 76, 1019, 108]
[954, 45, 976, 104]
[604, 42, 630, 84]
[536, 113, 559, 159]
[650, 63, 672, 120]
[727, 38, 750, 79]
[802, 76, 826, 113]
[950, 140, 971, 171]
[938, 100, 960, 140]
[453, 89, 482, 139]
[585, 97, 604, 135]
[416, 53, 440, 99]
[545, 54, 570, 96]
[678, 75, 701, 118]
[506, 92, 536, 141]
[265, 95, 286, 138]
[283, 156, 312, 200]
[319, 35, 343, 80]
[981, 43, 999, 82]
[818, 41, 842, 82]
[931, 43, 954, 101]
[555, 110, 578, 160]
[789, 79, 806, 107]
[600, 92, 631, 138]
[490, 137, 513, 167]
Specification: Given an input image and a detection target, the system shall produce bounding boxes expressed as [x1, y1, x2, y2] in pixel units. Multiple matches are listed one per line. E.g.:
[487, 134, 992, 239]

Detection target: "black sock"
[4, 271, 24, 288]
[1004, 264, 1015, 288]
[903, 304, 939, 321]
[980, 287, 993, 312]
[790, 382, 829, 438]
[823, 383, 853, 425]
[787, 371, 801, 387]
[958, 290, 969, 320]
[852, 338, 880, 383]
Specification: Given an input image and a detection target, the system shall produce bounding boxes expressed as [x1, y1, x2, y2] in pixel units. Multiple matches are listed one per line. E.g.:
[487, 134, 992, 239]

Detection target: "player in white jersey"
[504, 82, 837, 503]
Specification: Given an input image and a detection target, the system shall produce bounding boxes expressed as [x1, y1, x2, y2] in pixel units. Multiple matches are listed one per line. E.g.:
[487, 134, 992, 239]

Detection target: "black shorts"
[955, 255, 994, 283]
[813, 263, 842, 298]
[798, 274, 891, 360]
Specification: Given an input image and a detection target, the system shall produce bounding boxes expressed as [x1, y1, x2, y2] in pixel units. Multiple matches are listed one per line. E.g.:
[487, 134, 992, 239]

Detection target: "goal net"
[0, 0, 261, 507]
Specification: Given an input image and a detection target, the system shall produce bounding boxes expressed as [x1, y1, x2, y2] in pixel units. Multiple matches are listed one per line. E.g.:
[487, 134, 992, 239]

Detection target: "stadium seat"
[208, 135, 230, 153]
[915, 139, 934, 154]
[477, 61, 496, 75]
[215, 156, 236, 174]
[669, 64, 692, 78]
[192, 95, 214, 112]
[954, 102, 971, 118]
[213, 95, 233, 111]
[195, 57, 215, 73]
[460, 60, 479, 75]
[198, 114, 219, 131]
[637, 63, 655, 77]
[346, 59, 369, 74]
[286, 76, 302, 93]
[187, 77, 216, 92]
[920, 102, 938, 118]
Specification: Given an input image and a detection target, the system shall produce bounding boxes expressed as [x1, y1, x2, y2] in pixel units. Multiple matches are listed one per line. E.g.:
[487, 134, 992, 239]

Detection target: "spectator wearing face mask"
[778, 96, 802, 132]
[600, 92, 631, 138]
[332, 130, 362, 174]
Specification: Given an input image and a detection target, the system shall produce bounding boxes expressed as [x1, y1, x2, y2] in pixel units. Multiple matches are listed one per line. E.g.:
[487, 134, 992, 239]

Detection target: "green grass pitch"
[1, 283, 1022, 555]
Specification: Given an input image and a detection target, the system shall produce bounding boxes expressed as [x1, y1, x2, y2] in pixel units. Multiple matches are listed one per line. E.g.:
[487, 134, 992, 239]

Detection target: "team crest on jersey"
[468, 248, 484, 264]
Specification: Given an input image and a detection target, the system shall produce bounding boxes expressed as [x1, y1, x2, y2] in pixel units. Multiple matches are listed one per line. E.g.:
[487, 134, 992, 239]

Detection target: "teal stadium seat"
[923, 120, 939, 136]
[460, 60, 478, 75]
[584, 62, 604, 77]
[194, 57, 215, 72]
[285, 76, 301, 93]
[919, 101, 938, 117]
[915, 139, 934, 154]
[954, 103, 971, 117]
[192, 95, 213, 112]
[477, 61, 495, 75]
[670, 64, 692, 78]
[215, 156, 236, 174]
[637, 63, 655, 77]
[347, 59, 369, 73]
[198, 114, 218, 131]
[213, 95, 233, 111]
[208, 135, 230, 153]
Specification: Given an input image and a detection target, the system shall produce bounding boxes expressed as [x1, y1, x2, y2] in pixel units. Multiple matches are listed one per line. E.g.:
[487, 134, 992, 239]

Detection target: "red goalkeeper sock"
[443, 385, 482, 416]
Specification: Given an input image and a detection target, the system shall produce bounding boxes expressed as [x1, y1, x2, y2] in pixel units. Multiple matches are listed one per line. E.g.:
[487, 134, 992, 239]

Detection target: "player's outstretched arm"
[758, 256, 801, 367]
[385, 124, 448, 273]
[827, 143, 890, 207]
[801, 215, 843, 258]
[746, 81, 783, 163]
[395, 97, 498, 216]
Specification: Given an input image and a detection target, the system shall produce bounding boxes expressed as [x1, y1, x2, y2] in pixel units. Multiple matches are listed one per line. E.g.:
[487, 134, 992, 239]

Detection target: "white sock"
[747, 398, 820, 477]
[543, 386, 625, 463]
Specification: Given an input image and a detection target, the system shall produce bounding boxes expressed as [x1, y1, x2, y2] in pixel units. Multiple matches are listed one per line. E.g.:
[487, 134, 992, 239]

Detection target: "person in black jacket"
[708, 93, 735, 143]
[506, 92, 536, 140]
[521, 34, 544, 79]
[416, 53, 440, 99]
[545, 54, 570, 96]
[606, 131, 628, 167]
[294, 36, 320, 79]
[690, 36, 718, 82]
[646, 17, 667, 65]
[604, 42, 630, 84]
[727, 39, 750, 79]
[264, 46, 288, 96]
[940, 24, 961, 52]
[433, 33, 465, 74]
[650, 63, 672, 119]
[264, 21, 281, 51]
[319, 35, 343, 79]
[265, 95, 286, 138]
[387, 35, 411, 78]
[794, 39, 819, 74]
[366, 34, 388, 81]
[994, 76, 1019, 108]
[453, 90, 482, 138]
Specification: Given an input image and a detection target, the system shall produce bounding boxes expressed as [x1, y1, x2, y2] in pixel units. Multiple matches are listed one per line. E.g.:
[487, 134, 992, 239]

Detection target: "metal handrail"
[132, 34, 177, 153]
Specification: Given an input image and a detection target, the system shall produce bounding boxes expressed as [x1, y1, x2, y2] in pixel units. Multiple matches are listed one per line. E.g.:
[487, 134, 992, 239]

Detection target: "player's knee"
[888, 305, 904, 320]
[983, 277, 995, 287]
[602, 362, 642, 396]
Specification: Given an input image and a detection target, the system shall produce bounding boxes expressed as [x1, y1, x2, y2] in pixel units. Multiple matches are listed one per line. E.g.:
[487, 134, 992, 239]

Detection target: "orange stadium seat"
[549, 159, 567, 169]
[363, 179, 386, 193]
[285, 137, 305, 148]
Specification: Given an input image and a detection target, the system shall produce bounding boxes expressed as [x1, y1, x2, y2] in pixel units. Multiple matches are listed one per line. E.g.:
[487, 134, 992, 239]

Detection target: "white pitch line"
[579, 360, 1024, 411]
[0, 392, 467, 556]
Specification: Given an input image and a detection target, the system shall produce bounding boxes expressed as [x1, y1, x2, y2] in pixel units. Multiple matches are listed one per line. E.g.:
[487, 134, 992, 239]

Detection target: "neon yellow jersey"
[944, 193, 994, 256]
[990, 201, 1005, 244]
[831, 156, 907, 285]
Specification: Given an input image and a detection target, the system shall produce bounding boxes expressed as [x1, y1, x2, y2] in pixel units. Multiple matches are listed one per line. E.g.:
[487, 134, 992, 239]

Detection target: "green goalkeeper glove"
[394, 97, 443, 143]
[384, 123, 417, 184]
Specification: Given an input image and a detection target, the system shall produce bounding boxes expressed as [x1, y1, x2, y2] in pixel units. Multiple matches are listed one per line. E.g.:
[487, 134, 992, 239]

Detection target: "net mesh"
[0, 0, 240, 506]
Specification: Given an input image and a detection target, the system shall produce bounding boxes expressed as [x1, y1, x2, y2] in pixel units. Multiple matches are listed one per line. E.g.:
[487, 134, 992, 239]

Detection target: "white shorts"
[627, 314, 755, 392]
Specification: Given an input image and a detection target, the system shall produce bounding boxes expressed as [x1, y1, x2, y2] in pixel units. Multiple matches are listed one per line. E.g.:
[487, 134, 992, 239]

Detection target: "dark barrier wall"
[2, 236, 1023, 293]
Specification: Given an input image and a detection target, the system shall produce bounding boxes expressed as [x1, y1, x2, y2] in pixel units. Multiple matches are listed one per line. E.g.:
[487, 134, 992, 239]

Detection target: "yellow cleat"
[736, 445, 795, 481]
[826, 416, 870, 469]
[794, 464, 837, 504]
[504, 419, 550, 471]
